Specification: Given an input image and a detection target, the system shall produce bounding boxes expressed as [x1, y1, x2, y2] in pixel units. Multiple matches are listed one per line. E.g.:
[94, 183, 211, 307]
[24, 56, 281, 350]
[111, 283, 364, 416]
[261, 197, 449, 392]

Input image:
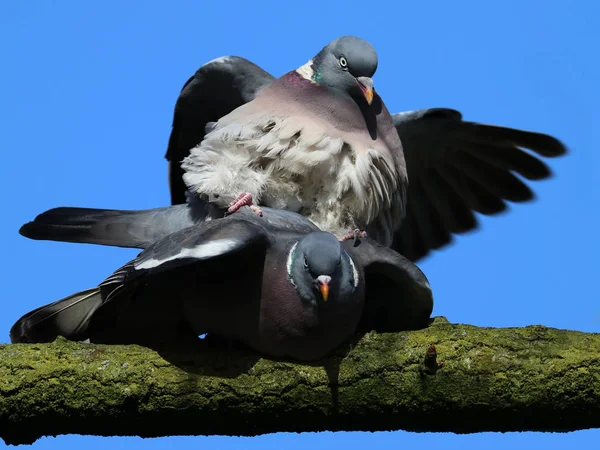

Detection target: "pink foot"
[227, 192, 263, 217]
[339, 229, 368, 242]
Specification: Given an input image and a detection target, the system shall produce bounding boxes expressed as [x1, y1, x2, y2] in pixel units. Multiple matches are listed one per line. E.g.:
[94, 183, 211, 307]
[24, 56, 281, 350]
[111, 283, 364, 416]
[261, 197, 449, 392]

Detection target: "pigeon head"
[302, 36, 378, 106]
[287, 231, 358, 304]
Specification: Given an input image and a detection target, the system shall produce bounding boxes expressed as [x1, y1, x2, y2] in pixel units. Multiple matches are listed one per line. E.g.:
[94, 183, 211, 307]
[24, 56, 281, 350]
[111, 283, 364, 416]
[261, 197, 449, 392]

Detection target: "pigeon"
[12, 206, 433, 360]
[166, 37, 567, 261]
[181, 36, 407, 246]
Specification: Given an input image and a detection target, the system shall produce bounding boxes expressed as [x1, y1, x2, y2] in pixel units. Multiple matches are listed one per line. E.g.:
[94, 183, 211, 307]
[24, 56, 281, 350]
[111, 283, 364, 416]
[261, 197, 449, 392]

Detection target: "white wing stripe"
[135, 238, 239, 270]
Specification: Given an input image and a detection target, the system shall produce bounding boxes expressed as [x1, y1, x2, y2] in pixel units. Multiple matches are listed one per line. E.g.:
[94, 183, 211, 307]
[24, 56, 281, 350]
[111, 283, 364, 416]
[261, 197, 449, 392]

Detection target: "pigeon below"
[166, 36, 567, 261]
[13, 204, 433, 360]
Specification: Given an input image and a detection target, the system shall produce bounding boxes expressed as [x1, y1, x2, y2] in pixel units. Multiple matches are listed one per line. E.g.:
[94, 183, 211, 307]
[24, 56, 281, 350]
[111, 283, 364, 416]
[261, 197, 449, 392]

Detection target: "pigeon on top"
[181, 35, 406, 246]
[166, 37, 567, 261]
[13, 205, 433, 360]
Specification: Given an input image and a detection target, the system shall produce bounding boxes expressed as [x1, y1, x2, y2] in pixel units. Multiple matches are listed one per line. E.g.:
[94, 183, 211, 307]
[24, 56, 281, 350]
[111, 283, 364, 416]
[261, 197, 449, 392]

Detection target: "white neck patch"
[348, 255, 360, 289]
[295, 59, 317, 83]
[286, 241, 299, 287]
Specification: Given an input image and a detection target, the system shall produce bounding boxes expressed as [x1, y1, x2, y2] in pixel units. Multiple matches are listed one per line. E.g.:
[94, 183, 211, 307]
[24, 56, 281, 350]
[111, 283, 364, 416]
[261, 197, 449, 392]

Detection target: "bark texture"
[1, 317, 599, 445]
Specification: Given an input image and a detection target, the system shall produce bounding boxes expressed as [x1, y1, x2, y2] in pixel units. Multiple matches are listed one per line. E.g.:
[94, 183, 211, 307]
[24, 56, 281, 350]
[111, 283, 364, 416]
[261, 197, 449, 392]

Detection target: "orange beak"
[317, 275, 331, 302]
[320, 284, 329, 301]
[361, 86, 373, 105]
[356, 76, 374, 106]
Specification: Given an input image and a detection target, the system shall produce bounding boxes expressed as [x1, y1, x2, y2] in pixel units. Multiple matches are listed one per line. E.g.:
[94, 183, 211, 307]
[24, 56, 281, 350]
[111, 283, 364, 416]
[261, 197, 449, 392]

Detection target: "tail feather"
[18, 204, 200, 249]
[10, 288, 103, 343]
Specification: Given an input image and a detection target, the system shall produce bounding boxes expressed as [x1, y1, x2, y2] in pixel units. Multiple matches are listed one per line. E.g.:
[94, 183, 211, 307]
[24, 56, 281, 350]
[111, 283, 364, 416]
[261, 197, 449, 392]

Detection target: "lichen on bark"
[1, 317, 599, 445]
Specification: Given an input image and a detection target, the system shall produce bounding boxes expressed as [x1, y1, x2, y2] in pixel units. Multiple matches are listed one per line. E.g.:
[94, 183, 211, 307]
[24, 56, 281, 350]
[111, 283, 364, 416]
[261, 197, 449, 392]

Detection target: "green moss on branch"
[1, 317, 599, 445]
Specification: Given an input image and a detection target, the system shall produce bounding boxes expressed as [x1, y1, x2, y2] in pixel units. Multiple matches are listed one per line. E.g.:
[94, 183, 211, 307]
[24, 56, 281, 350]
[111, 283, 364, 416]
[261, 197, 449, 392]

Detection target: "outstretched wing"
[346, 238, 433, 333]
[391, 108, 567, 261]
[18, 204, 198, 249]
[18, 198, 317, 250]
[12, 216, 272, 344]
[17, 194, 228, 249]
[166, 56, 274, 204]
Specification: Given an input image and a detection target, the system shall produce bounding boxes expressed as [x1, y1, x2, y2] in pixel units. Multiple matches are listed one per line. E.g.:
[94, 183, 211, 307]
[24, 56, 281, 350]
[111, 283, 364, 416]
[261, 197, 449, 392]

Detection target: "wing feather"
[392, 108, 567, 261]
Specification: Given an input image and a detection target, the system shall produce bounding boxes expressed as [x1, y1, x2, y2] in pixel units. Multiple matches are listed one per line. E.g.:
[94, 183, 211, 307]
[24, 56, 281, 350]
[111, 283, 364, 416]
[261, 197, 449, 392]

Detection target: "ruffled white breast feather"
[182, 114, 400, 240]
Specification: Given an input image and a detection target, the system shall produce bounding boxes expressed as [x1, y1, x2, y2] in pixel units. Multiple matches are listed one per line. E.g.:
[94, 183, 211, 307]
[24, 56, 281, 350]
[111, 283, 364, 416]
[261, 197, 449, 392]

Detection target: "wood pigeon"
[166, 36, 567, 261]
[13, 205, 433, 361]
[181, 36, 405, 246]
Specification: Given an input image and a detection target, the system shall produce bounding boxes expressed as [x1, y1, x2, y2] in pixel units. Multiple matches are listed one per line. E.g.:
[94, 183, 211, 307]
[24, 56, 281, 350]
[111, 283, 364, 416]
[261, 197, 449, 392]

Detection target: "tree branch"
[1, 317, 599, 445]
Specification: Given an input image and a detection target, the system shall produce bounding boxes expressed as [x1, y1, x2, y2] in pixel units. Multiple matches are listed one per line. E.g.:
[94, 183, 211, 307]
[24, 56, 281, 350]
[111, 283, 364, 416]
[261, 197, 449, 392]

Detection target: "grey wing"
[346, 238, 433, 333]
[83, 217, 272, 342]
[18, 196, 317, 250]
[18, 196, 229, 249]
[13, 215, 271, 345]
[391, 108, 567, 261]
[166, 56, 275, 204]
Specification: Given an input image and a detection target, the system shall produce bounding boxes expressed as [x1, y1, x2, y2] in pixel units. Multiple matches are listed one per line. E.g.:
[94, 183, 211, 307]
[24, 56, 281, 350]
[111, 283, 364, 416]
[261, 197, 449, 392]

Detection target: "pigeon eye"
[339, 55, 348, 69]
[303, 256, 309, 269]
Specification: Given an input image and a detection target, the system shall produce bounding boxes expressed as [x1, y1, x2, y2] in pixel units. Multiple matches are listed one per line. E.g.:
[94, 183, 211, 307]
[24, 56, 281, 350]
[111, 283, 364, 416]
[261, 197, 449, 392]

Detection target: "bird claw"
[226, 192, 263, 217]
[339, 229, 367, 245]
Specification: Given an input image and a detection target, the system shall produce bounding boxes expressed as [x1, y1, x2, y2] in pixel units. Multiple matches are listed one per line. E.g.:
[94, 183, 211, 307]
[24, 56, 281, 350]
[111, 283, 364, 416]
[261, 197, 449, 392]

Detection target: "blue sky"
[0, 1, 597, 448]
